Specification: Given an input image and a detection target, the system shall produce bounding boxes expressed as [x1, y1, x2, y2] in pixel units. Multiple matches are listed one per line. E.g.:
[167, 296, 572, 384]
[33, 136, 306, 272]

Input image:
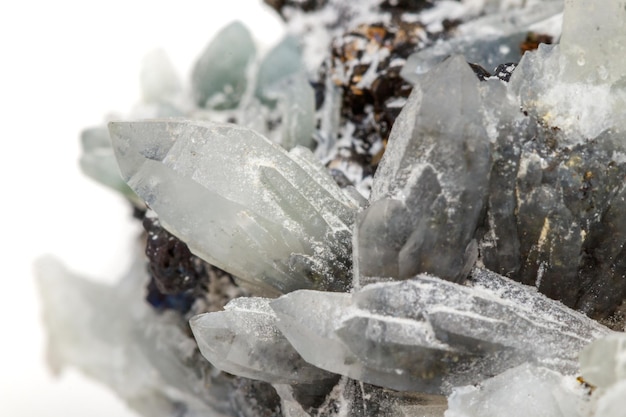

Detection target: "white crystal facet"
[359, 55, 491, 284]
[509, 0, 626, 139]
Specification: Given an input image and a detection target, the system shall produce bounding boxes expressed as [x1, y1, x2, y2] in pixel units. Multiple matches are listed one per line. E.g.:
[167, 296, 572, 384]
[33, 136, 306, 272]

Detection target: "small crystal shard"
[271, 268, 611, 394]
[109, 120, 359, 295]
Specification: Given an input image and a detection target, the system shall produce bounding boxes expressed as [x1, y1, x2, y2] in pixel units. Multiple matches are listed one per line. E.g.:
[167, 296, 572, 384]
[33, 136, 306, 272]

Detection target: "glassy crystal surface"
[357, 55, 490, 284]
[255, 36, 304, 102]
[271, 268, 610, 394]
[109, 120, 359, 295]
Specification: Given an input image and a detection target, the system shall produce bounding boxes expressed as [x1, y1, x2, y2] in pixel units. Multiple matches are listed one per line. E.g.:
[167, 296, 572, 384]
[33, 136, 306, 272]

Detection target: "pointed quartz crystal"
[190, 297, 335, 385]
[357, 55, 491, 285]
[109, 120, 359, 295]
[270, 268, 611, 394]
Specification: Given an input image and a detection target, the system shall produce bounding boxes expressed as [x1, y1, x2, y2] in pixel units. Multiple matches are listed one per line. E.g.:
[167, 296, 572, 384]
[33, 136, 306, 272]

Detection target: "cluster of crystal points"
[39, 0, 626, 416]
[192, 268, 609, 395]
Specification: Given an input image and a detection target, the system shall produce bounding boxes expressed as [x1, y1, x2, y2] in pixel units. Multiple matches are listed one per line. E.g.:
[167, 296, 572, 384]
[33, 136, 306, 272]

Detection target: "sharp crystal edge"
[269, 268, 612, 395]
[109, 119, 360, 295]
[189, 297, 336, 385]
[357, 55, 491, 285]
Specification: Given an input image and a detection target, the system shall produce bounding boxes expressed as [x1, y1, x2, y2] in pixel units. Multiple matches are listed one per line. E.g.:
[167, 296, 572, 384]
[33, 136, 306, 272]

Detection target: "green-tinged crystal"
[191, 21, 256, 109]
[255, 36, 303, 102]
[79, 127, 140, 204]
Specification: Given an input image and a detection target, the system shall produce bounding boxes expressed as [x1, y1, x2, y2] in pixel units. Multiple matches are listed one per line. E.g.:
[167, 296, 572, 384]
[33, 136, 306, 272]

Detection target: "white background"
[0, 1, 283, 415]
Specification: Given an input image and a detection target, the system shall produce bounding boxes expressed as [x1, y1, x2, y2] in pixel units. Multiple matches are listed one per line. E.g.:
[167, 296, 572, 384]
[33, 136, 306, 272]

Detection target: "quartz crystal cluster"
[38, 0, 626, 416]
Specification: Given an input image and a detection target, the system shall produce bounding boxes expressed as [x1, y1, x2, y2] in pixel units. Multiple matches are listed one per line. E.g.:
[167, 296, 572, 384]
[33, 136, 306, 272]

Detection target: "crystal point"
[110, 119, 358, 294]
[359, 55, 491, 285]
[272, 269, 611, 394]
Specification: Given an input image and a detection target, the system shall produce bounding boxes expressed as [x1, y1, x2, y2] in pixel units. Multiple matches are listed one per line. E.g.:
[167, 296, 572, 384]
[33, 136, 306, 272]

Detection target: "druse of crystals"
[345, 0, 626, 321]
[267, 268, 610, 394]
[445, 364, 585, 417]
[357, 55, 490, 284]
[47, 0, 626, 416]
[110, 120, 362, 295]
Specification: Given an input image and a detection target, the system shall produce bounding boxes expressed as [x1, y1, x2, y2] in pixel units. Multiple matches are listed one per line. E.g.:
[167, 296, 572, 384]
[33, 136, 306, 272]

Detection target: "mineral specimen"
[40, 0, 626, 416]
